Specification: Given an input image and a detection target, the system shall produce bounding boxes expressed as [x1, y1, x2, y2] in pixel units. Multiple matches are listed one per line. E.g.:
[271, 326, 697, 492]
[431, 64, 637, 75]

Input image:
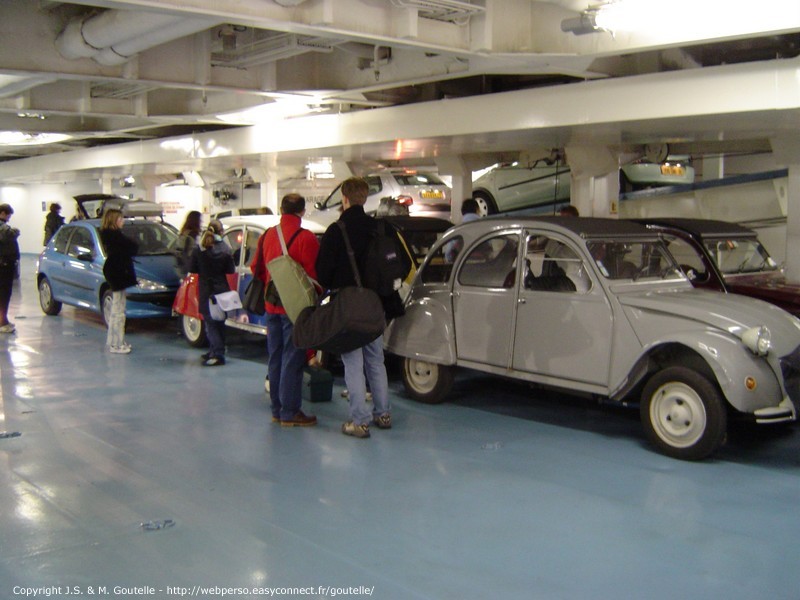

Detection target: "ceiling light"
[0, 131, 71, 146]
[592, 0, 799, 40]
[16, 111, 46, 120]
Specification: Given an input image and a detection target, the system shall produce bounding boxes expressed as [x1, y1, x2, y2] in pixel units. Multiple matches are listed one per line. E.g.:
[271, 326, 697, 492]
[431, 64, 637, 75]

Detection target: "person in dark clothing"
[316, 177, 409, 439]
[189, 220, 235, 366]
[99, 209, 138, 353]
[0, 203, 20, 333]
[43, 203, 65, 246]
[175, 210, 202, 277]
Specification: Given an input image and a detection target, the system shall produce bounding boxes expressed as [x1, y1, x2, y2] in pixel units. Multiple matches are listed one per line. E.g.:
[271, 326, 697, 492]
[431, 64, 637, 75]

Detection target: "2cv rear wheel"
[402, 358, 455, 404]
[640, 366, 727, 461]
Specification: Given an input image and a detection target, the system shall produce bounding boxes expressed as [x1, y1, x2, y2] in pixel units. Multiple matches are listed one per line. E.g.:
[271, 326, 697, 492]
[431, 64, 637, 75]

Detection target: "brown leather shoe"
[280, 411, 318, 427]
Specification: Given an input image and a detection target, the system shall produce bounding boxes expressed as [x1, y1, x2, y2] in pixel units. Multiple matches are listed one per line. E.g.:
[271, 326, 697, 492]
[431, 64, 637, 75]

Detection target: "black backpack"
[361, 220, 409, 297]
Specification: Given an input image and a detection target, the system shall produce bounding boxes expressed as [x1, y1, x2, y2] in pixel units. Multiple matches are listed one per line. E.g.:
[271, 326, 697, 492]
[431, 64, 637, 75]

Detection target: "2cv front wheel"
[640, 366, 727, 461]
[402, 358, 455, 404]
[181, 314, 208, 348]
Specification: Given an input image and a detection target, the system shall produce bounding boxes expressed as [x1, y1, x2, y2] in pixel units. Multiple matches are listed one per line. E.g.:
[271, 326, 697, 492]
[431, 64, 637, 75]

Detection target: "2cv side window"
[523, 233, 590, 293]
[458, 233, 519, 288]
[419, 236, 463, 284]
[224, 228, 245, 267]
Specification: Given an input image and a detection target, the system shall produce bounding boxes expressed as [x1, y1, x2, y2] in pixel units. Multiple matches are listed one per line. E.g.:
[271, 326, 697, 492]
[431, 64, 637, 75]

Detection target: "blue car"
[36, 219, 181, 325]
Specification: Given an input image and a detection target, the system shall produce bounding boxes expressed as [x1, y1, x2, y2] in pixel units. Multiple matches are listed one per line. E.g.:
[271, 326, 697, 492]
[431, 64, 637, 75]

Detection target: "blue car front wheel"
[38, 277, 62, 316]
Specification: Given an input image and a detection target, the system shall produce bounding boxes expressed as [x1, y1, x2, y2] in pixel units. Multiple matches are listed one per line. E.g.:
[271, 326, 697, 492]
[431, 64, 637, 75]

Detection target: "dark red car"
[638, 218, 800, 317]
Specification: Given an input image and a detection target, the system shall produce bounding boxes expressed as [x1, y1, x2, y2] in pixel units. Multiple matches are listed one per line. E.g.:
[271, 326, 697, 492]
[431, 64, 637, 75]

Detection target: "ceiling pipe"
[57, 10, 183, 59]
[95, 17, 221, 65]
[56, 9, 220, 66]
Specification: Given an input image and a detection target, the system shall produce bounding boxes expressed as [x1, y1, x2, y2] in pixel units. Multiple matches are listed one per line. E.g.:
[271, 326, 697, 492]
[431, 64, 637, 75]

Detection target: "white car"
[172, 214, 326, 346]
[308, 170, 452, 227]
[471, 156, 695, 215]
[472, 162, 571, 216]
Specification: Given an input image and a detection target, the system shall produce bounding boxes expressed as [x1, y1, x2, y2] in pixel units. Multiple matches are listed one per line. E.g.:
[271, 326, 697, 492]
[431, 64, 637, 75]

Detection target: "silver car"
[385, 216, 800, 460]
[309, 170, 451, 227]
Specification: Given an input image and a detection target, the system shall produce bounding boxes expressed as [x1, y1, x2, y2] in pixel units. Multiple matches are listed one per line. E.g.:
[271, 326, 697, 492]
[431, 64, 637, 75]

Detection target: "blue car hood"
[132, 255, 181, 288]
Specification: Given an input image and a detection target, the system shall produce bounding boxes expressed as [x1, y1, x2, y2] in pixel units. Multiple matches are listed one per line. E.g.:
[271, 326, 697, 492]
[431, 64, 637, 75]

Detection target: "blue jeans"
[340, 335, 390, 426]
[204, 317, 226, 358]
[266, 312, 306, 420]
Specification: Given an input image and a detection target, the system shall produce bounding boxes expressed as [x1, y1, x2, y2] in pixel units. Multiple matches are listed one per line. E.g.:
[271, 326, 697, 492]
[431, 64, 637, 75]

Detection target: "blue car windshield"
[119, 222, 178, 256]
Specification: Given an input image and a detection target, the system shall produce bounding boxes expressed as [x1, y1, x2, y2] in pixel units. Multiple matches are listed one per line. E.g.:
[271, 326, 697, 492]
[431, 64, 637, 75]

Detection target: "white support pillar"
[436, 156, 472, 223]
[564, 145, 620, 217]
[770, 137, 800, 281]
[703, 155, 725, 180]
[251, 159, 279, 214]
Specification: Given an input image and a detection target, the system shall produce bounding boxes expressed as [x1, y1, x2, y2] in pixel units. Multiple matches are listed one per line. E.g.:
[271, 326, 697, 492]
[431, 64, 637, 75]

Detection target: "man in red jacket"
[252, 193, 320, 426]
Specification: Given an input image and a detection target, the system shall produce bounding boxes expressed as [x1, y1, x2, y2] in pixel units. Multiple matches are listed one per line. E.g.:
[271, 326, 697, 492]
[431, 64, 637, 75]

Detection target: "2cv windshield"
[703, 237, 779, 275]
[586, 239, 684, 281]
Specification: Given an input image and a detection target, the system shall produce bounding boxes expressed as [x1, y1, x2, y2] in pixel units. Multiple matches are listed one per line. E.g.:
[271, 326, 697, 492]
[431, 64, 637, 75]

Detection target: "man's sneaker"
[201, 351, 212, 361]
[108, 344, 131, 354]
[341, 389, 373, 401]
[281, 411, 317, 427]
[202, 356, 225, 367]
[372, 413, 392, 429]
[0, 323, 15, 333]
[342, 421, 370, 438]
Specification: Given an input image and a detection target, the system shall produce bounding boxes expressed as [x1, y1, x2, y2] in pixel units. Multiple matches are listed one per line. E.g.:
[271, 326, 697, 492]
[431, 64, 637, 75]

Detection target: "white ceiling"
[0, 0, 798, 185]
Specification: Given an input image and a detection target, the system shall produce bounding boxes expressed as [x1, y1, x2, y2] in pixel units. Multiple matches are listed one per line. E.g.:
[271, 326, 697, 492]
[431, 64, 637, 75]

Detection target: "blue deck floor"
[1, 255, 800, 599]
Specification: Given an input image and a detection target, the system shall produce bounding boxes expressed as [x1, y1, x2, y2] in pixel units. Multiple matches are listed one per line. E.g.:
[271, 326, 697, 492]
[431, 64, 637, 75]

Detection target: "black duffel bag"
[292, 286, 385, 354]
[291, 221, 386, 355]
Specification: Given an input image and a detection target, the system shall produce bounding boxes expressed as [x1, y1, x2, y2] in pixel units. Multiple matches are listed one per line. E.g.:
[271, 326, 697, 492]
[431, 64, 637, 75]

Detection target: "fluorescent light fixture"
[0, 131, 71, 146]
[306, 157, 334, 179]
[217, 99, 327, 125]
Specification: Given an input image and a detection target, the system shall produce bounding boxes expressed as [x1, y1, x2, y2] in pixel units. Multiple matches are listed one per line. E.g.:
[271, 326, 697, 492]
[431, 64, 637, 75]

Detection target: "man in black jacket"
[0, 203, 20, 333]
[316, 177, 407, 438]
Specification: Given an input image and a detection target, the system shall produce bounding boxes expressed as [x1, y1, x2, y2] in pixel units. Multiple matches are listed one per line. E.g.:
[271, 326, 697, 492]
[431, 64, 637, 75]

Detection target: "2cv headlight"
[742, 326, 771, 356]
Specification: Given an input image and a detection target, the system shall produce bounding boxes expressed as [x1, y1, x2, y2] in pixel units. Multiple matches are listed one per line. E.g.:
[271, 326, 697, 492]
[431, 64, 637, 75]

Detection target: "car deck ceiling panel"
[2, 54, 800, 183]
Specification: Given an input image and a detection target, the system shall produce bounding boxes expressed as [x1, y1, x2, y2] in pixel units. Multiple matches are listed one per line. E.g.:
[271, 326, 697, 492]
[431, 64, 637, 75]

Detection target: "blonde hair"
[101, 209, 123, 230]
[200, 220, 223, 249]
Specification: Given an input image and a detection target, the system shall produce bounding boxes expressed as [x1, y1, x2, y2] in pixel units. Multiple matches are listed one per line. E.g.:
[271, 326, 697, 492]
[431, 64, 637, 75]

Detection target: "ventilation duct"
[56, 9, 221, 65]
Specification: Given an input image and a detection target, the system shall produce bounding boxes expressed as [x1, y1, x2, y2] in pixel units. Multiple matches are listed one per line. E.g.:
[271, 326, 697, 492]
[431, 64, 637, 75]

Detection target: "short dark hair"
[280, 193, 305, 215]
[461, 198, 479, 215]
[340, 177, 369, 206]
[0, 203, 13, 216]
[559, 205, 579, 217]
[50, 203, 61, 212]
